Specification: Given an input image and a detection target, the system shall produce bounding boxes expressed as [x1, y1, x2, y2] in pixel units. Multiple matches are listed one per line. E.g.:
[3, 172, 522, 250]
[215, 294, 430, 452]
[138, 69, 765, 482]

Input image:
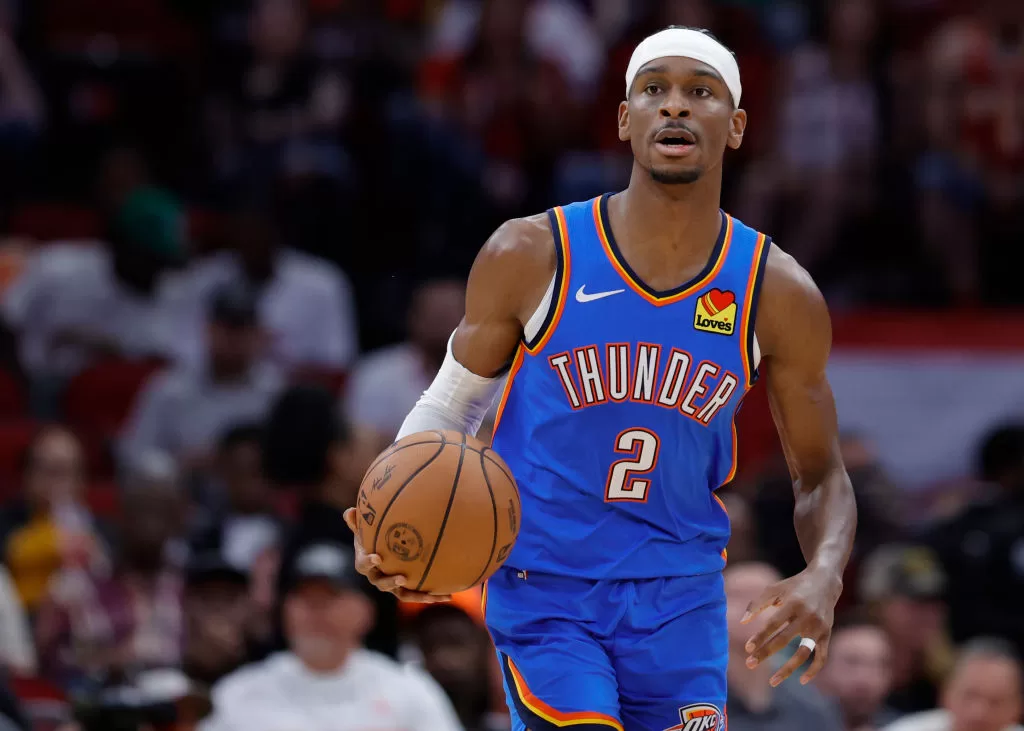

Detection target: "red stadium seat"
[85, 480, 120, 519]
[8, 203, 101, 242]
[291, 366, 349, 396]
[63, 358, 165, 444]
[10, 675, 72, 729]
[0, 420, 39, 502]
[0, 369, 27, 419]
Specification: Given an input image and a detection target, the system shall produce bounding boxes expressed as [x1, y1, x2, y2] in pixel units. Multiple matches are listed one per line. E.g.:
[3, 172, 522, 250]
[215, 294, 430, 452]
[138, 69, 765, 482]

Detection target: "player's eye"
[692, 87, 713, 98]
[644, 83, 662, 95]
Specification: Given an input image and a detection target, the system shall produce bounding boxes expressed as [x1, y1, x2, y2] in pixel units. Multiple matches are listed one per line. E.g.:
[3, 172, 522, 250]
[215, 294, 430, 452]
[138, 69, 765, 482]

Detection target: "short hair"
[219, 422, 265, 454]
[262, 385, 350, 487]
[977, 424, 1024, 482]
[956, 637, 1022, 670]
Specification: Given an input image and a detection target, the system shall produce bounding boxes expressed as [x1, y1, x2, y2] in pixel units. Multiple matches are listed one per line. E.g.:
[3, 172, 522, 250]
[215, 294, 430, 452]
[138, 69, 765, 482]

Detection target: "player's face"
[943, 657, 1023, 731]
[618, 56, 746, 185]
[818, 627, 893, 721]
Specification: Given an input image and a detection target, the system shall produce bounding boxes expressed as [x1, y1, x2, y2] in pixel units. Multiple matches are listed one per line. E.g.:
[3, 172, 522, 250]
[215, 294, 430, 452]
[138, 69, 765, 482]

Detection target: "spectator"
[817, 611, 899, 730]
[205, 0, 350, 191]
[724, 562, 844, 731]
[200, 542, 462, 731]
[346, 278, 468, 446]
[926, 424, 1024, 658]
[0, 566, 34, 676]
[182, 552, 253, 688]
[408, 604, 508, 731]
[860, 544, 954, 715]
[883, 638, 1023, 731]
[262, 384, 397, 658]
[35, 456, 186, 691]
[167, 203, 358, 375]
[119, 281, 283, 472]
[0, 426, 104, 613]
[189, 424, 282, 573]
[0, 187, 184, 403]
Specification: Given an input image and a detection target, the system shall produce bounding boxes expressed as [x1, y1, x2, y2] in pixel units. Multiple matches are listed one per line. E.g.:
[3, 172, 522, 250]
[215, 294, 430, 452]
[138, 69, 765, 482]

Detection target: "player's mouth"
[653, 126, 698, 157]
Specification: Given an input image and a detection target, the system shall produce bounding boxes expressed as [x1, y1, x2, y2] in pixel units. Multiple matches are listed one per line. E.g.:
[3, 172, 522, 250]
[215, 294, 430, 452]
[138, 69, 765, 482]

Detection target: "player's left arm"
[742, 245, 857, 686]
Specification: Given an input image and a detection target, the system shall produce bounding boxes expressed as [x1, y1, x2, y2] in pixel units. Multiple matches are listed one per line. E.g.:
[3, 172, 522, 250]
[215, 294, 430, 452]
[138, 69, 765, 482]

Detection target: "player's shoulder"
[480, 212, 556, 266]
[468, 212, 559, 314]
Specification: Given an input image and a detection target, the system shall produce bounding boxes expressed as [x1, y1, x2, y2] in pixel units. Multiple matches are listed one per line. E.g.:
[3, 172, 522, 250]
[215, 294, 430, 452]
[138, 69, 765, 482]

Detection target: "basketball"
[355, 430, 520, 595]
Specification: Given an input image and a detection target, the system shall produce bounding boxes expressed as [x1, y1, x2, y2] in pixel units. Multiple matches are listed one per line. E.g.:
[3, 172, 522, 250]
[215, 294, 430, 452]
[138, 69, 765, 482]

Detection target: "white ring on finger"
[799, 637, 817, 653]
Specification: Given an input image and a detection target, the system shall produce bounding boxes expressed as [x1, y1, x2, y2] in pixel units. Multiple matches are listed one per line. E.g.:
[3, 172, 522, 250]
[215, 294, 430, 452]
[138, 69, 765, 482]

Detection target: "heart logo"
[703, 288, 735, 314]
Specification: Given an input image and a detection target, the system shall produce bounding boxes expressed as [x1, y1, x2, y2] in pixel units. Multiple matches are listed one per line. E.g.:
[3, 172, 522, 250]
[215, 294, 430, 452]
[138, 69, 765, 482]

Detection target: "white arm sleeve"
[396, 333, 504, 440]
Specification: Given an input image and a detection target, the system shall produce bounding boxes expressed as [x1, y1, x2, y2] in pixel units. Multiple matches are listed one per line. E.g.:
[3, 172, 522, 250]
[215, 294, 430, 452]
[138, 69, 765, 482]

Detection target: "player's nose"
[658, 87, 691, 118]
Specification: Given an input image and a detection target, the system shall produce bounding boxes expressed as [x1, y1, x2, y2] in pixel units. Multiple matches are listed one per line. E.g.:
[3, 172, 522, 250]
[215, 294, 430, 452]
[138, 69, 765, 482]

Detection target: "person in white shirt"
[165, 204, 357, 374]
[119, 281, 283, 472]
[200, 542, 463, 731]
[1, 187, 184, 381]
[884, 637, 1023, 731]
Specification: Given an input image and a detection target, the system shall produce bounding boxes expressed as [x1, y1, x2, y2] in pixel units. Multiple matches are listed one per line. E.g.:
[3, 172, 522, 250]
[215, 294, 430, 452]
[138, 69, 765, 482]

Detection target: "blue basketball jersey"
[491, 193, 771, 580]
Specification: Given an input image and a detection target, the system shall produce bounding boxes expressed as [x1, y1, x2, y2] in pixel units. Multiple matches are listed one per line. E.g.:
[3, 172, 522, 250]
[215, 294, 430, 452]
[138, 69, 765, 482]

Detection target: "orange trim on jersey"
[739, 233, 768, 386]
[506, 657, 625, 730]
[527, 206, 572, 355]
[593, 198, 734, 307]
[481, 580, 488, 618]
[490, 344, 526, 440]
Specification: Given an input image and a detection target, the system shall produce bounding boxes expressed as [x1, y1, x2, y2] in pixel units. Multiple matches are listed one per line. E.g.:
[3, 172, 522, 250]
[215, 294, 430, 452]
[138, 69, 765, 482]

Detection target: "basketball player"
[344, 27, 857, 731]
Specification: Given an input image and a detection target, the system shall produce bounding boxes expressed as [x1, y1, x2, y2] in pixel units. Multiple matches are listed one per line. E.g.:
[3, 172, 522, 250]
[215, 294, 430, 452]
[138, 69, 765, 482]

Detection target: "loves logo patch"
[694, 288, 737, 336]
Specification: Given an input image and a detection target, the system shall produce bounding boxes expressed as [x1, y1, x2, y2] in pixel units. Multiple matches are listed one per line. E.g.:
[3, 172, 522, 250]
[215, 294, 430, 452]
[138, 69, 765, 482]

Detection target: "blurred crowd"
[0, 0, 1021, 729]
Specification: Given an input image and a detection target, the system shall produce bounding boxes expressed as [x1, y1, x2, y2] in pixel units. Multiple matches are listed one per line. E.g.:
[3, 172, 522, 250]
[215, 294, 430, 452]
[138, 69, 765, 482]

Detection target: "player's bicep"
[453, 216, 555, 378]
[760, 253, 842, 486]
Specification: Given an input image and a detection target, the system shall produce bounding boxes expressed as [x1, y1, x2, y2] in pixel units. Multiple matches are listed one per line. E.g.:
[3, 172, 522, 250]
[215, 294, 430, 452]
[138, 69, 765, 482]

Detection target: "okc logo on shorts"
[662, 703, 724, 731]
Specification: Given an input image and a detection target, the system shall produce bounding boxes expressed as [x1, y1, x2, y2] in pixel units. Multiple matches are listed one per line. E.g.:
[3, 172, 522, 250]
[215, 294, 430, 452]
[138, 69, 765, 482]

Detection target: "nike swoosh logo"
[576, 285, 625, 303]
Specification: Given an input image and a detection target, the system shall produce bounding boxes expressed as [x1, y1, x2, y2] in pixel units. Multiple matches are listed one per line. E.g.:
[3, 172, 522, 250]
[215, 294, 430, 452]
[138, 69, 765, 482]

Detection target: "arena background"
[0, 0, 1021, 730]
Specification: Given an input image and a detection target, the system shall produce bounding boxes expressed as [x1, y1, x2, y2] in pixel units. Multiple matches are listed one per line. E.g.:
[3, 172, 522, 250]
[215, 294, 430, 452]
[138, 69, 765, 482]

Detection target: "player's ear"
[617, 100, 631, 142]
[727, 108, 747, 150]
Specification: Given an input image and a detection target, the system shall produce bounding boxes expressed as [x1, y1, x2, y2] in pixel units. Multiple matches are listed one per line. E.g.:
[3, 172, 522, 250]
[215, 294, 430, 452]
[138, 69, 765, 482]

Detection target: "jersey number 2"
[605, 428, 660, 502]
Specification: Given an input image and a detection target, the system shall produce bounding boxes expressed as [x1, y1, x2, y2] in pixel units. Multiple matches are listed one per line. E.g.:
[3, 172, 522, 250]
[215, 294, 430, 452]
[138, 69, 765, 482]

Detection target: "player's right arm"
[344, 214, 557, 602]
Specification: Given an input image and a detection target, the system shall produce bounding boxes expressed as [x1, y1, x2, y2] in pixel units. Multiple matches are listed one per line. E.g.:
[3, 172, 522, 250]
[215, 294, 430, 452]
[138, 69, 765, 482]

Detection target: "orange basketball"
[355, 430, 520, 595]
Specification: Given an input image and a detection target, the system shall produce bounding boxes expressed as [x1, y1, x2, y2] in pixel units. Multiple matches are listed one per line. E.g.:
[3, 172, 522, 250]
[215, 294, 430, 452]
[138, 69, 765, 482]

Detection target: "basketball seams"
[464, 449, 500, 591]
[363, 431, 448, 476]
[482, 447, 519, 503]
[370, 435, 449, 552]
[414, 433, 468, 592]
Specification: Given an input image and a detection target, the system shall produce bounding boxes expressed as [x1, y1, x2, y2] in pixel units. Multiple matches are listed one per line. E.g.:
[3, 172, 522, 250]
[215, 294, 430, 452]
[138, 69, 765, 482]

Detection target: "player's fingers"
[770, 645, 813, 687]
[800, 638, 830, 685]
[370, 571, 409, 592]
[343, 507, 358, 533]
[742, 585, 784, 623]
[744, 605, 796, 658]
[354, 551, 383, 578]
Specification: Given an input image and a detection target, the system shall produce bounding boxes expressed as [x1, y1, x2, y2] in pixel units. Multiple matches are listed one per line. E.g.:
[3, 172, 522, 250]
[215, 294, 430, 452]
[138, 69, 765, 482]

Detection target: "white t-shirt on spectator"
[200, 650, 464, 731]
[1, 241, 176, 377]
[118, 364, 283, 465]
[165, 249, 358, 373]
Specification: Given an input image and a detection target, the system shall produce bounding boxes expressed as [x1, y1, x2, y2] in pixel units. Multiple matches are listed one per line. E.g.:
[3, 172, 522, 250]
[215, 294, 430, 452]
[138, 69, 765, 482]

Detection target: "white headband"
[625, 28, 742, 107]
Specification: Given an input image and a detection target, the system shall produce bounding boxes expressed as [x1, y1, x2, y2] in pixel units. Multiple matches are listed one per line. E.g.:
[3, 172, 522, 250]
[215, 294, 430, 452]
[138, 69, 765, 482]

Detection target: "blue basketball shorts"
[483, 566, 728, 731]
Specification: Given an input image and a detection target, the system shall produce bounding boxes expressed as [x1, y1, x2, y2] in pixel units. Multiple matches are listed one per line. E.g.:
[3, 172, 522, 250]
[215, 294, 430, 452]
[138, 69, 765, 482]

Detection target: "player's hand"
[740, 566, 843, 687]
[343, 508, 451, 603]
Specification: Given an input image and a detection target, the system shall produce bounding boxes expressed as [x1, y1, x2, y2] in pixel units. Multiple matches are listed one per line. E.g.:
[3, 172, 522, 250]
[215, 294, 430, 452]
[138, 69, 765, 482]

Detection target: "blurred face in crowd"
[120, 481, 183, 571]
[220, 438, 271, 514]
[878, 595, 946, 654]
[249, 0, 306, 61]
[284, 579, 373, 673]
[724, 563, 781, 658]
[184, 576, 251, 683]
[943, 655, 1023, 731]
[407, 280, 466, 370]
[415, 609, 490, 698]
[207, 320, 263, 377]
[24, 427, 85, 514]
[817, 624, 893, 727]
[619, 54, 745, 186]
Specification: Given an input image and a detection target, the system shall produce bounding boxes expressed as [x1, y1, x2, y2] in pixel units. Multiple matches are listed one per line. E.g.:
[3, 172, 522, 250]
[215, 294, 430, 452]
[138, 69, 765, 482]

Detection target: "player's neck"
[617, 171, 723, 260]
